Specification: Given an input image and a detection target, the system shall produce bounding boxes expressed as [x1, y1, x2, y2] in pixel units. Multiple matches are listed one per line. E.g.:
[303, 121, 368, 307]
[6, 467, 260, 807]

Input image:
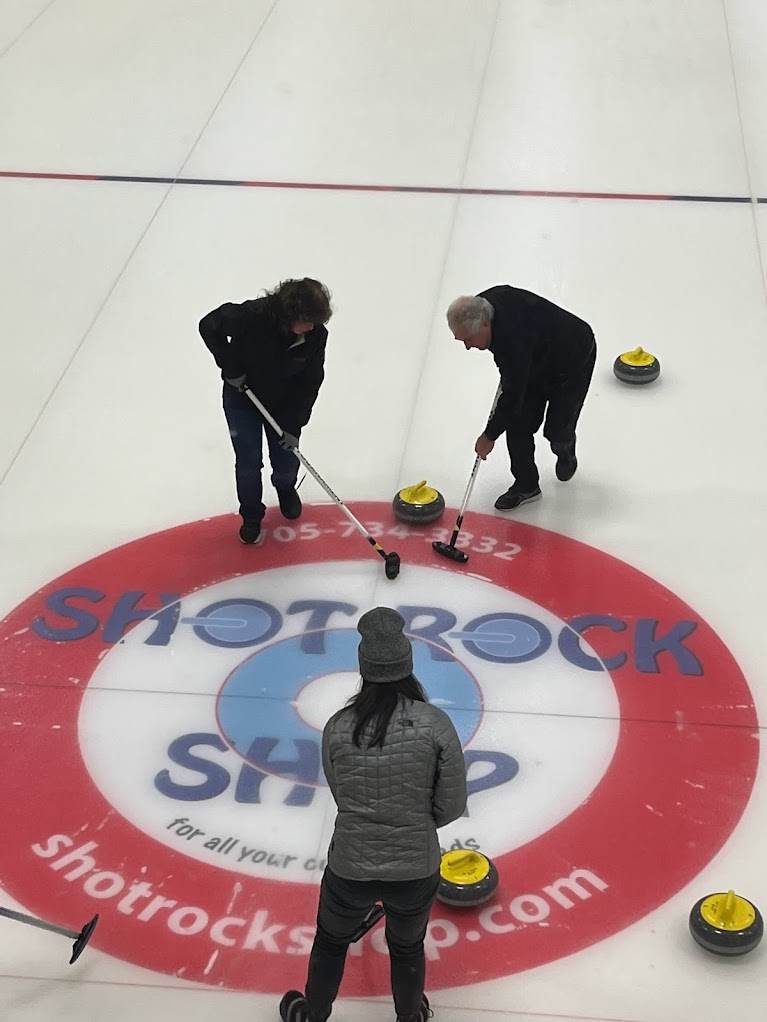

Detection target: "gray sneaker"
[494, 485, 542, 512]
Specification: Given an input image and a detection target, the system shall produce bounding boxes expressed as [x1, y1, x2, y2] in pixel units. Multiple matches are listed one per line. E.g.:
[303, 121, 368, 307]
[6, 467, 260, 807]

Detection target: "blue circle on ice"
[216, 628, 482, 781]
[459, 613, 552, 663]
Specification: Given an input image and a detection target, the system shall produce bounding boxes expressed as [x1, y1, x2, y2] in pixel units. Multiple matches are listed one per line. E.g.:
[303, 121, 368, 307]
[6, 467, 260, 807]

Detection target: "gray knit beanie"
[357, 607, 413, 683]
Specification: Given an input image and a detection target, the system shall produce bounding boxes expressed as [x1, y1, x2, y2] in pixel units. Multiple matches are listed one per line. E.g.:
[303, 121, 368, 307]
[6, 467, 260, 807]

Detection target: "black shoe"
[277, 488, 302, 520]
[279, 991, 310, 1022]
[494, 485, 542, 512]
[555, 451, 578, 481]
[239, 519, 264, 545]
[397, 996, 433, 1022]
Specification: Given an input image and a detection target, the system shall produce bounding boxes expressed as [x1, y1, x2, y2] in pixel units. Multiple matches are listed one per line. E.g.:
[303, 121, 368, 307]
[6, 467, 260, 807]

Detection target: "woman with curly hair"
[199, 278, 333, 544]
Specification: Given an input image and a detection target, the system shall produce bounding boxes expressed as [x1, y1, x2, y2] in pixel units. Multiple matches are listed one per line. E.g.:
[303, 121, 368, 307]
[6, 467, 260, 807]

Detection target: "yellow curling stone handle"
[619, 346, 656, 367]
[700, 890, 756, 931]
[398, 480, 440, 505]
[440, 850, 490, 884]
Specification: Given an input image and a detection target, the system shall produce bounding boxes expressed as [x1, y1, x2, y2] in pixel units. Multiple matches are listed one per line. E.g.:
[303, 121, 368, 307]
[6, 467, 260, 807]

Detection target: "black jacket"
[199, 296, 327, 435]
[480, 286, 595, 440]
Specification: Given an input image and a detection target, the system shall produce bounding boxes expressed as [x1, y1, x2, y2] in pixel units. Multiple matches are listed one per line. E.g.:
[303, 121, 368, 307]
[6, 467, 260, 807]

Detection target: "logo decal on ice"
[0, 502, 758, 993]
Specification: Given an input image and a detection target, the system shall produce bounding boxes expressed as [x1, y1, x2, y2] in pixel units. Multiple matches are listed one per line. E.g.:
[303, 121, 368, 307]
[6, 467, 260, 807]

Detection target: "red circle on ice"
[0, 502, 758, 992]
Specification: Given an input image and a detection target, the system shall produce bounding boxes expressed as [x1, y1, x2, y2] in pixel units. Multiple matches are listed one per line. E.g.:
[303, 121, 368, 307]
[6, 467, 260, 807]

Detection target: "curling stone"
[613, 346, 660, 385]
[437, 850, 499, 907]
[689, 890, 763, 957]
[393, 480, 445, 524]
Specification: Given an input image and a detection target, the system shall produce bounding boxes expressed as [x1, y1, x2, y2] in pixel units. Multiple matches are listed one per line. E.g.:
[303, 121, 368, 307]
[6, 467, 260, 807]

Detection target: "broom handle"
[0, 905, 79, 939]
[450, 381, 504, 541]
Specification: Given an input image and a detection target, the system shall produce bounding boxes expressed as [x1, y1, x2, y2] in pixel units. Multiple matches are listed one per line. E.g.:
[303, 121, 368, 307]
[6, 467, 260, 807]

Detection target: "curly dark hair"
[265, 278, 333, 328]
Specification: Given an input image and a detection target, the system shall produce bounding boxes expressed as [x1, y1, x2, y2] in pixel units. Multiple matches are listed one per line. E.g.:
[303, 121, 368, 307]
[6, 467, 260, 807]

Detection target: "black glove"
[279, 430, 299, 451]
[225, 374, 247, 391]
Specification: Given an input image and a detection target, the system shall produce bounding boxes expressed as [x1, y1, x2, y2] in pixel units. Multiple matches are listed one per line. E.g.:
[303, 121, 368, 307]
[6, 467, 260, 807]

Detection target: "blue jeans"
[304, 867, 440, 1022]
[222, 384, 300, 522]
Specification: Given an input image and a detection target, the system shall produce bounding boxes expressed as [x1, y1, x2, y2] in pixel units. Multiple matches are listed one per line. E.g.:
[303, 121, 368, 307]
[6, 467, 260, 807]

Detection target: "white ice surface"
[1, 2, 766, 1021]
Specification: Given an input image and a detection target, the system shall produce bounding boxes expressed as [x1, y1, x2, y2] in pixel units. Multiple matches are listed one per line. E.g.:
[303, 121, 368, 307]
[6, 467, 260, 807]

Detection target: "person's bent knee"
[313, 928, 351, 958]
[386, 936, 425, 959]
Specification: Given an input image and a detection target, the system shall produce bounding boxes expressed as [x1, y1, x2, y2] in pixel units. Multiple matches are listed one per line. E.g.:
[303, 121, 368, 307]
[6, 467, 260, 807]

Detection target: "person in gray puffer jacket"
[280, 607, 467, 1022]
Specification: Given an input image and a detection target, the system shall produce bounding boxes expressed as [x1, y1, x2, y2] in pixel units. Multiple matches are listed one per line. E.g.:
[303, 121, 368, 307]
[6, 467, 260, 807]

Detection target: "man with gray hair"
[447, 286, 596, 511]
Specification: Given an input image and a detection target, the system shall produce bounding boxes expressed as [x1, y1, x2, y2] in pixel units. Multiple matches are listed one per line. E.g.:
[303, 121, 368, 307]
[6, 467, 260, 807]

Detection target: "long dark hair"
[349, 675, 427, 749]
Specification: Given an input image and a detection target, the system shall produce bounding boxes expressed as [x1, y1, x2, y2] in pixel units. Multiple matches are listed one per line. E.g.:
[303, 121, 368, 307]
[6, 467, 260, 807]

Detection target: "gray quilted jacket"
[321, 698, 467, 881]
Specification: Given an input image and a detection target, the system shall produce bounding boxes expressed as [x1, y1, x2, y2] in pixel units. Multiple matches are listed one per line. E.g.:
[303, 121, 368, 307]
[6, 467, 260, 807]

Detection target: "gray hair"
[446, 295, 494, 334]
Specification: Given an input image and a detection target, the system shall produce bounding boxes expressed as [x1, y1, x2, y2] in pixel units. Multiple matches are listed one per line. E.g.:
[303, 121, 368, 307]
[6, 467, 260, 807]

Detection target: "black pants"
[304, 867, 440, 1022]
[506, 338, 596, 492]
[222, 384, 300, 523]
